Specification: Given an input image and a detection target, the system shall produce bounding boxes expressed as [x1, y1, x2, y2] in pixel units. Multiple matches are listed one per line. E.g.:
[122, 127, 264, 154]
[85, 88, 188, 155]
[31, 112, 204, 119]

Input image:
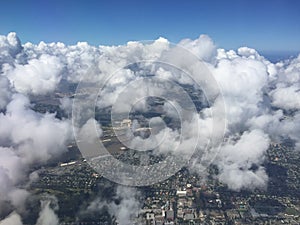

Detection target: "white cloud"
[271, 85, 300, 110]
[179, 34, 217, 62]
[108, 186, 141, 225]
[0, 212, 23, 225]
[0, 76, 12, 109]
[0, 31, 300, 219]
[84, 185, 141, 225]
[0, 33, 23, 66]
[0, 93, 71, 214]
[6, 55, 63, 95]
[217, 130, 270, 191]
[0, 94, 71, 164]
[36, 200, 59, 225]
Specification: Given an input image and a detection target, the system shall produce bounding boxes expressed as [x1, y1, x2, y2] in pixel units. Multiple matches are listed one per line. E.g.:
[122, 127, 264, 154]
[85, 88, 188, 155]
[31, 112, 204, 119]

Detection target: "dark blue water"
[260, 51, 299, 63]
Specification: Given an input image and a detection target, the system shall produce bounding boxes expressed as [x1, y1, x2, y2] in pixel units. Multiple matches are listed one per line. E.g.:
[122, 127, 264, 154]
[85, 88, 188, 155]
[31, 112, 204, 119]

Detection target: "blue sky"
[0, 0, 300, 52]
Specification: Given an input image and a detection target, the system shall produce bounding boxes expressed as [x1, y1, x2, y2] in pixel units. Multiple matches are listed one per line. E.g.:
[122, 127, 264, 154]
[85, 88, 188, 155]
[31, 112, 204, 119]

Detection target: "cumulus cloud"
[0, 31, 300, 221]
[0, 212, 23, 225]
[179, 34, 217, 62]
[36, 197, 59, 225]
[0, 32, 23, 67]
[6, 55, 63, 95]
[108, 186, 141, 225]
[0, 33, 72, 220]
[0, 76, 12, 110]
[0, 94, 71, 215]
[0, 94, 71, 164]
[269, 56, 300, 111]
[217, 130, 270, 190]
[271, 85, 300, 110]
[84, 185, 141, 225]
[59, 96, 72, 115]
